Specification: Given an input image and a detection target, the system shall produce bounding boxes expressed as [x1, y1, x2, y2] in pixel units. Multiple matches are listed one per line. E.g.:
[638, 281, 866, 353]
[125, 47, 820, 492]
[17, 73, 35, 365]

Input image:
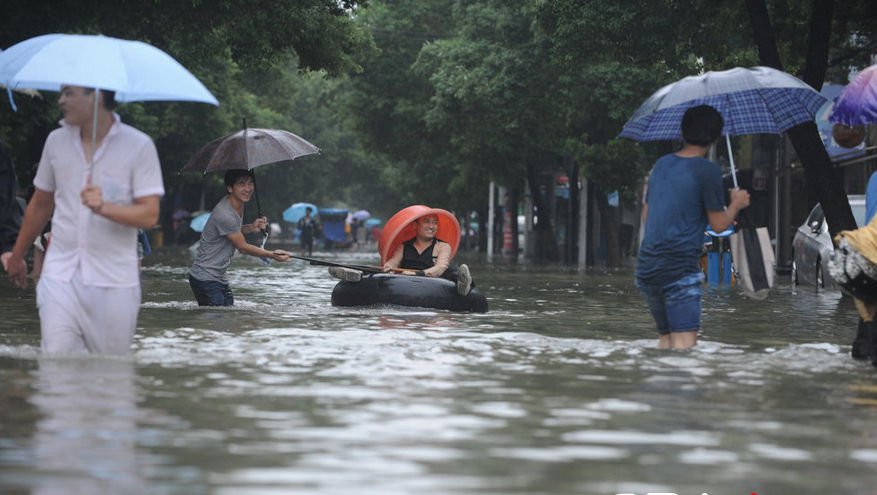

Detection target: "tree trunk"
[595, 186, 621, 268]
[565, 156, 580, 265]
[508, 185, 520, 256]
[586, 179, 596, 266]
[744, 0, 856, 237]
[478, 207, 488, 253]
[525, 162, 559, 261]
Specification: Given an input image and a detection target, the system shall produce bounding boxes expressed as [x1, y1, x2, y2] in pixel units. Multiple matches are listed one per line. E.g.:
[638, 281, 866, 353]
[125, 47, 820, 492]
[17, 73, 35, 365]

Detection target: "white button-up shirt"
[34, 114, 164, 288]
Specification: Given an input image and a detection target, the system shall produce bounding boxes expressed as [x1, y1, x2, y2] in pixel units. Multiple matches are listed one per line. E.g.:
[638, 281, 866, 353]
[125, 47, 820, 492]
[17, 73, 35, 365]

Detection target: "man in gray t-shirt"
[189, 170, 292, 306]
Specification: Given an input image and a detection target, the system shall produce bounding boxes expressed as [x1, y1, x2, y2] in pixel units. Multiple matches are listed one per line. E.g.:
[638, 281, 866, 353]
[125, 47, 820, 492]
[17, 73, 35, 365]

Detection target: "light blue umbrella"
[364, 218, 382, 228]
[282, 202, 318, 224]
[0, 33, 219, 178]
[0, 33, 218, 107]
[190, 212, 210, 233]
[620, 66, 827, 187]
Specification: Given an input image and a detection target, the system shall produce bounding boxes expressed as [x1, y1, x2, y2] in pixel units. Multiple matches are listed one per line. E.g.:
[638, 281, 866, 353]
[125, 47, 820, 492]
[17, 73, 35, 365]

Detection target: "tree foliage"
[0, 0, 375, 225]
[1, 0, 874, 260]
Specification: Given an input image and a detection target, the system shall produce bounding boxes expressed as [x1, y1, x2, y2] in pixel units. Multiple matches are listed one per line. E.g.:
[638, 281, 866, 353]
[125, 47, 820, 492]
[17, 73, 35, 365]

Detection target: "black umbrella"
[180, 119, 320, 249]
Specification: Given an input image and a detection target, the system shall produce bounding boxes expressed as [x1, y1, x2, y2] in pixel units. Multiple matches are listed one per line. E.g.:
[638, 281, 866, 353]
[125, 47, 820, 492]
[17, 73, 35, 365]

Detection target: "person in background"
[0, 138, 23, 272]
[6, 86, 163, 354]
[188, 169, 293, 306]
[350, 217, 360, 248]
[635, 105, 750, 350]
[850, 170, 877, 363]
[297, 206, 319, 256]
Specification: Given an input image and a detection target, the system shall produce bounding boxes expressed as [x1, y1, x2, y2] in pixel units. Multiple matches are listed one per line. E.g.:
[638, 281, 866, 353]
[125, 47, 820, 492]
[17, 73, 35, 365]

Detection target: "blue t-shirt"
[636, 153, 725, 286]
[866, 171, 877, 223]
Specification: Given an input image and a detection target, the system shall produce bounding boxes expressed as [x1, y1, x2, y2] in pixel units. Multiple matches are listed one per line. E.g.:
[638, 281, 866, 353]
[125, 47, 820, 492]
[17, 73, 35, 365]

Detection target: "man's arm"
[423, 242, 451, 277]
[6, 189, 54, 287]
[241, 216, 268, 234]
[225, 231, 291, 261]
[81, 186, 160, 229]
[707, 188, 751, 233]
[383, 245, 403, 270]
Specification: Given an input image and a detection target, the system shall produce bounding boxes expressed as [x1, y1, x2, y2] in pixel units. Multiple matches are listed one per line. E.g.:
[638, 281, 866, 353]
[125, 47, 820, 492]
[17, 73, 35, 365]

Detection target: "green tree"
[0, 0, 373, 238]
[744, 0, 876, 238]
[343, 0, 469, 213]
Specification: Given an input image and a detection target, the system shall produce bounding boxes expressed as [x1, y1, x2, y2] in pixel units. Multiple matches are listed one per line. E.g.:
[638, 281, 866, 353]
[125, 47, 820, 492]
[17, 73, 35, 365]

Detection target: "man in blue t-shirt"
[635, 105, 750, 349]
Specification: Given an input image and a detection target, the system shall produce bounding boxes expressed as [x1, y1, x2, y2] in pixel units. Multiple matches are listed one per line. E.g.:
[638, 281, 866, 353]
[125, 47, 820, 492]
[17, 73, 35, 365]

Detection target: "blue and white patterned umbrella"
[620, 66, 826, 142]
[620, 66, 826, 187]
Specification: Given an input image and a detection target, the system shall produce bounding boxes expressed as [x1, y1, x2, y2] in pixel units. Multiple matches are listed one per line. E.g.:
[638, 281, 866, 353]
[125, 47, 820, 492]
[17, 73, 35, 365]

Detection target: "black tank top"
[401, 237, 444, 270]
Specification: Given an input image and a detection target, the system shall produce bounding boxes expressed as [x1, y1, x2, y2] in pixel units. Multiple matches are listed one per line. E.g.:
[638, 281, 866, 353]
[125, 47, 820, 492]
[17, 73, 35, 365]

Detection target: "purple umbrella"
[830, 64, 877, 126]
[352, 210, 371, 221]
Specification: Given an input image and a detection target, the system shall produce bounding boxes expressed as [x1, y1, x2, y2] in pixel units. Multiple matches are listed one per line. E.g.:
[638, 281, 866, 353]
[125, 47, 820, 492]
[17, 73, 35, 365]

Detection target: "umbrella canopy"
[180, 127, 319, 173]
[0, 33, 218, 106]
[352, 209, 371, 221]
[379, 205, 460, 265]
[190, 212, 210, 233]
[282, 202, 318, 224]
[830, 64, 877, 126]
[0, 49, 39, 98]
[364, 218, 382, 228]
[619, 66, 826, 142]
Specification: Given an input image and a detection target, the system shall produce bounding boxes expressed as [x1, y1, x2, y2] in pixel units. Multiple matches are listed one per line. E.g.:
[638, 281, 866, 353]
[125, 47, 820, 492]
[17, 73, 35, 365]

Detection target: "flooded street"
[2, 249, 877, 494]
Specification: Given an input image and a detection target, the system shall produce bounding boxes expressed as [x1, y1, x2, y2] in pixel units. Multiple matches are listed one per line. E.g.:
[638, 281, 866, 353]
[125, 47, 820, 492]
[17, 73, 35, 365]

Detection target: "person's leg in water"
[662, 273, 704, 349]
[853, 299, 877, 366]
[639, 272, 703, 350]
[639, 283, 672, 348]
[189, 275, 234, 306]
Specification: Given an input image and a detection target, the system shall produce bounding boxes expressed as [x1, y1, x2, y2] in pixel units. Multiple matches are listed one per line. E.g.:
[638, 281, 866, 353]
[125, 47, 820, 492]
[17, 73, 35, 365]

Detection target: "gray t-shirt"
[189, 197, 242, 283]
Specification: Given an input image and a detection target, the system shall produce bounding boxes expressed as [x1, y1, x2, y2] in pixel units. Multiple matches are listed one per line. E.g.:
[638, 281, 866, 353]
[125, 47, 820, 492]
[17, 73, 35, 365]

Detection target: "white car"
[792, 195, 866, 288]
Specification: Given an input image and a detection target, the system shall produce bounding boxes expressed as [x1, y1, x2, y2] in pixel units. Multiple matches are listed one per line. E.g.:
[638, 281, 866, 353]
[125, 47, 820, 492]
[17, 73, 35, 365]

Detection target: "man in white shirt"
[5, 85, 164, 354]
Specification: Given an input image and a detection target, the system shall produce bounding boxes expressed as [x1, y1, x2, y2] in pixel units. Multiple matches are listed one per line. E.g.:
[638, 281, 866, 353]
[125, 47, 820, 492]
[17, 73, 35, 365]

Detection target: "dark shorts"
[635, 272, 704, 335]
[189, 274, 234, 307]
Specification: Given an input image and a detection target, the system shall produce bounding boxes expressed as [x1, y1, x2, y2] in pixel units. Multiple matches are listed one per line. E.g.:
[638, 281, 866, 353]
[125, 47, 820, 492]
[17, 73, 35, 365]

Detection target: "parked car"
[792, 194, 866, 288]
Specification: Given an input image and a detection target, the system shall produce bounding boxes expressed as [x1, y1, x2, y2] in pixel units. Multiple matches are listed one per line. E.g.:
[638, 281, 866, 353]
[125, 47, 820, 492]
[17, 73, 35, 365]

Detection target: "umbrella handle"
[251, 169, 268, 236]
[724, 134, 739, 190]
[251, 169, 263, 217]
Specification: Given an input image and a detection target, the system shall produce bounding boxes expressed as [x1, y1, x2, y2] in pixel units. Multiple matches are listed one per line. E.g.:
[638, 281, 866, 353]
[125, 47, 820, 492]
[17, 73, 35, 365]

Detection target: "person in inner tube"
[382, 214, 473, 296]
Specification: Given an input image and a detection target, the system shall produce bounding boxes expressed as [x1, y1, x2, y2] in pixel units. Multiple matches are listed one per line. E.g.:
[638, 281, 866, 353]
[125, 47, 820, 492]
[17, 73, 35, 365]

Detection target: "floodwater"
[1, 248, 877, 495]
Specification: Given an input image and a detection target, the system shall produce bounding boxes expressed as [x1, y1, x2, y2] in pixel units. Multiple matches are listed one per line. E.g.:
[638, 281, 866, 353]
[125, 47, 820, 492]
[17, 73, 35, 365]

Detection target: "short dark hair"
[224, 169, 254, 188]
[84, 88, 117, 110]
[681, 105, 723, 146]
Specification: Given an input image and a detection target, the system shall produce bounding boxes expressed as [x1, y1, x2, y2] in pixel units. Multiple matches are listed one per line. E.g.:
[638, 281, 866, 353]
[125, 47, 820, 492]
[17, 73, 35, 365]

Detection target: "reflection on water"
[1, 249, 877, 494]
[30, 358, 144, 495]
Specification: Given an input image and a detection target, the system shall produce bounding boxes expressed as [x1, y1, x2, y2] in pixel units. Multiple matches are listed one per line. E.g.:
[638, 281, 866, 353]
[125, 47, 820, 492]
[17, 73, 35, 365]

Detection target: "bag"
[729, 226, 775, 297]
[829, 236, 877, 302]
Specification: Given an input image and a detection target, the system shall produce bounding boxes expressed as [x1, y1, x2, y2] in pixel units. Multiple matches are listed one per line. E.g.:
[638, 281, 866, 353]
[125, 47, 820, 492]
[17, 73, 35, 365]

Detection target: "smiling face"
[58, 85, 95, 127]
[415, 215, 439, 240]
[227, 176, 255, 203]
